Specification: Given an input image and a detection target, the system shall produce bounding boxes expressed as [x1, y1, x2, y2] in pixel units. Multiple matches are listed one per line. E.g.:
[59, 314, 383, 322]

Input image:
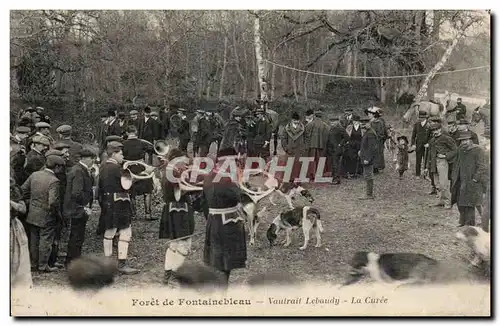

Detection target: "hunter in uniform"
[159, 148, 196, 285]
[207, 107, 225, 153]
[202, 147, 247, 287]
[98, 141, 139, 274]
[122, 125, 156, 220]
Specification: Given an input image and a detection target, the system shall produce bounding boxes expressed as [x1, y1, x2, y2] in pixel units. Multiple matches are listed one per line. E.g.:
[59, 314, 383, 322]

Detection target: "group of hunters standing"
[10, 96, 491, 289]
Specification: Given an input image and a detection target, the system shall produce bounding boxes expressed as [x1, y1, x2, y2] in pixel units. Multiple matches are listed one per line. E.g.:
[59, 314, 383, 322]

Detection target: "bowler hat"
[107, 141, 123, 153]
[429, 122, 442, 130]
[32, 135, 50, 146]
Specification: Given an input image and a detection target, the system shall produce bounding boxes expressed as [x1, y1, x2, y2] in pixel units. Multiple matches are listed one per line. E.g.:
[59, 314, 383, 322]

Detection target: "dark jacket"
[451, 145, 487, 207]
[64, 162, 94, 218]
[60, 138, 84, 168]
[426, 133, 457, 173]
[24, 149, 46, 178]
[326, 123, 348, 157]
[359, 128, 378, 165]
[21, 169, 60, 227]
[281, 122, 305, 156]
[411, 120, 431, 148]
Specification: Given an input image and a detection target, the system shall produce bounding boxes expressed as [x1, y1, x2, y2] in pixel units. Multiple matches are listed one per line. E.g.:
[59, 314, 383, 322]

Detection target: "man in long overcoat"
[451, 131, 487, 227]
[365, 107, 388, 173]
[326, 115, 348, 184]
[304, 109, 330, 181]
[358, 118, 378, 200]
[280, 112, 305, 183]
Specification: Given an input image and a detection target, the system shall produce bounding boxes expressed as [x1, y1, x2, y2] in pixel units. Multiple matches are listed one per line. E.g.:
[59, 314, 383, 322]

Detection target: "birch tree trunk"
[232, 26, 247, 100]
[219, 36, 228, 100]
[253, 14, 268, 102]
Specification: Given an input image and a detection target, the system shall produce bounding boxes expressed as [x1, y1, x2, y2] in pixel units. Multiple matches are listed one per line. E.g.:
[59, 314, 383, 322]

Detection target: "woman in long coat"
[343, 115, 363, 177]
[366, 108, 387, 172]
[450, 131, 488, 226]
[279, 112, 305, 183]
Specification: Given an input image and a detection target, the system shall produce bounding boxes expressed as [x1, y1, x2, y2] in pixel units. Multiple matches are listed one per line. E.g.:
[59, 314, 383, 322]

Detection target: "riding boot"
[359, 179, 374, 200]
[131, 197, 137, 218]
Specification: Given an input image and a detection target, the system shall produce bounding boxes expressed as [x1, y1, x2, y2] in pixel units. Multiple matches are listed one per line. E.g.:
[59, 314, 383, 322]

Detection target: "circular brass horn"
[239, 169, 278, 204]
[154, 140, 171, 157]
[120, 160, 156, 190]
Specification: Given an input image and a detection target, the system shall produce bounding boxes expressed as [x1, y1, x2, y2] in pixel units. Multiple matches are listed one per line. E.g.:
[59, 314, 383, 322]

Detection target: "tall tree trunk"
[345, 46, 352, 76]
[270, 51, 276, 100]
[379, 60, 386, 103]
[404, 28, 467, 124]
[352, 48, 358, 77]
[414, 11, 424, 45]
[219, 36, 228, 100]
[253, 14, 268, 102]
[232, 26, 247, 100]
[292, 72, 299, 102]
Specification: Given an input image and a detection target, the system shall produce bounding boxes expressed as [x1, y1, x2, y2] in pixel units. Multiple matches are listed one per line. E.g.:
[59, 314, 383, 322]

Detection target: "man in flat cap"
[358, 117, 378, 199]
[451, 131, 487, 227]
[424, 121, 457, 209]
[64, 148, 97, 267]
[99, 135, 123, 167]
[56, 125, 84, 168]
[29, 121, 54, 149]
[24, 136, 50, 178]
[35, 107, 51, 124]
[11, 126, 31, 185]
[304, 109, 330, 181]
[326, 115, 348, 184]
[21, 155, 66, 273]
[97, 141, 139, 274]
[127, 109, 140, 130]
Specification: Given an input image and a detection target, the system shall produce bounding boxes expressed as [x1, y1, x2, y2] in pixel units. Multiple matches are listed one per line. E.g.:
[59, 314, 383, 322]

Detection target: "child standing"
[396, 136, 412, 179]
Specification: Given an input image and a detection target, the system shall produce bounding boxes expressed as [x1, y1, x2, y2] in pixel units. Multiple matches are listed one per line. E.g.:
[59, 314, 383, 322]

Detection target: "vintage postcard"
[9, 8, 491, 317]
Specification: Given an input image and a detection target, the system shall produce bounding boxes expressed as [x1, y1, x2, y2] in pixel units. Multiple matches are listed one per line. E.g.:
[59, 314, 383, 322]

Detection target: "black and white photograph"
[7, 6, 492, 317]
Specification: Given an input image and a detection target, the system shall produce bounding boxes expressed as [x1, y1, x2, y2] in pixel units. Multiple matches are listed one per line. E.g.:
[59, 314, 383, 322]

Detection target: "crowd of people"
[10, 97, 491, 290]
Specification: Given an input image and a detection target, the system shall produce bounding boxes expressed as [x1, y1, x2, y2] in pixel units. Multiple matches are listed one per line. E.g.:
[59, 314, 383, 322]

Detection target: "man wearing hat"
[410, 110, 431, 177]
[96, 112, 110, 150]
[194, 107, 215, 157]
[99, 135, 123, 166]
[175, 108, 191, 153]
[30, 121, 54, 148]
[207, 107, 225, 153]
[280, 112, 305, 182]
[326, 115, 348, 184]
[150, 110, 165, 141]
[64, 147, 97, 267]
[449, 97, 467, 121]
[247, 108, 272, 162]
[35, 107, 51, 124]
[365, 106, 388, 173]
[340, 108, 354, 128]
[220, 107, 249, 155]
[304, 109, 330, 180]
[424, 121, 457, 209]
[455, 119, 479, 145]
[56, 125, 84, 167]
[343, 114, 363, 178]
[21, 155, 66, 273]
[105, 109, 121, 137]
[24, 136, 50, 178]
[11, 126, 30, 185]
[97, 141, 139, 274]
[190, 108, 205, 156]
[127, 109, 140, 130]
[450, 130, 487, 227]
[358, 117, 378, 199]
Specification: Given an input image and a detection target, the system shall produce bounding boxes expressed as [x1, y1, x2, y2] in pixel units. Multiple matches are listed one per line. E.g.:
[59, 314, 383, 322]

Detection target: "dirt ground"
[31, 120, 490, 289]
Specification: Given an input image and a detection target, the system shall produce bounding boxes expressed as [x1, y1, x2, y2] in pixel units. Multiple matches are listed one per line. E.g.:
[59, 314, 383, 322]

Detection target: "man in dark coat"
[304, 109, 330, 181]
[96, 113, 109, 151]
[410, 110, 431, 177]
[21, 155, 66, 273]
[194, 109, 214, 157]
[365, 107, 387, 173]
[358, 118, 378, 200]
[175, 108, 191, 153]
[343, 114, 363, 178]
[105, 110, 121, 137]
[202, 147, 246, 288]
[280, 112, 306, 183]
[220, 107, 249, 155]
[56, 124, 84, 168]
[425, 122, 457, 209]
[454, 119, 479, 145]
[64, 148, 96, 266]
[150, 111, 165, 141]
[10, 126, 30, 185]
[247, 108, 272, 162]
[326, 115, 348, 184]
[451, 131, 487, 226]
[449, 98, 467, 121]
[98, 141, 139, 275]
[24, 135, 50, 178]
[159, 149, 196, 285]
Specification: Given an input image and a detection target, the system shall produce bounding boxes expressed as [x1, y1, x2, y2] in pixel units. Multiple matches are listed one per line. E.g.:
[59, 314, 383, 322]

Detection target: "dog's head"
[341, 251, 372, 286]
[266, 222, 279, 247]
[456, 226, 490, 261]
[291, 185, 314, 204]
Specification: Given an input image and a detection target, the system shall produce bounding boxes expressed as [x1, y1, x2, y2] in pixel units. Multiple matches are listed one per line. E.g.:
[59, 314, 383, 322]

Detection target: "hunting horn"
[239, 169, 278, 204]
[120, 160, 157, 190]
[174, 166, 205, 201]
[154, 140, 171, 157]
